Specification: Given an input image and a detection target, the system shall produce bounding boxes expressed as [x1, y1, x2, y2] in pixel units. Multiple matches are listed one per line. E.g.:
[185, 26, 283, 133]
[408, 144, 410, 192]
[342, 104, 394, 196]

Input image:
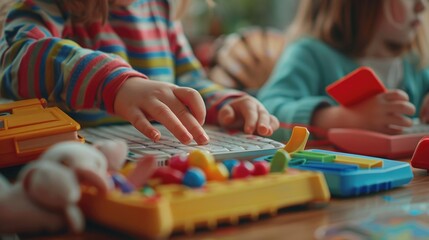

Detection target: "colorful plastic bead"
[207, 163, 229, 181]
[252, 161, 270, 176]
[232, 161, 255, 179]
[188, 150, 215, 173]
[168, 153, 189, 173]
[183, 168, 206, 188]
[222, 159, 239, 176]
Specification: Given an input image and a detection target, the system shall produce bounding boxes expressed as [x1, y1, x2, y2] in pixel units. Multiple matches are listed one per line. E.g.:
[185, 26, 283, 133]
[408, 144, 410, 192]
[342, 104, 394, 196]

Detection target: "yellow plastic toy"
[79, 126, 330, 239]
[80, 170, 329, 238]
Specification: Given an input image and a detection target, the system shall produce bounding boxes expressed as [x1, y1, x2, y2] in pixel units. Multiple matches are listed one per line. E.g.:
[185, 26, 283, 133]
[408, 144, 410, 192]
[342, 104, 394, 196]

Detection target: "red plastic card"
[326, 67, 387, 107]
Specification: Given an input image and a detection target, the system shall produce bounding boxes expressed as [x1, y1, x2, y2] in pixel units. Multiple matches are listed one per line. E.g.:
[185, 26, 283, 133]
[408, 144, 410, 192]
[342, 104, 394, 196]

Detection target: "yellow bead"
[188, 149, 215, 173]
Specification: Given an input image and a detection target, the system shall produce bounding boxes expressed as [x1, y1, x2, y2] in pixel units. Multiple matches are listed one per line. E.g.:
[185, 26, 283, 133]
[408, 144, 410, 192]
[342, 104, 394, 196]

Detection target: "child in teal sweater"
[258, 0, 429, 141]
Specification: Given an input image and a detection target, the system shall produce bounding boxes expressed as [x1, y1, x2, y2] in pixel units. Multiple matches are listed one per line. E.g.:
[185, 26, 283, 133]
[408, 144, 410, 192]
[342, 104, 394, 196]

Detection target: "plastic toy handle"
[283, 126, 309, 153]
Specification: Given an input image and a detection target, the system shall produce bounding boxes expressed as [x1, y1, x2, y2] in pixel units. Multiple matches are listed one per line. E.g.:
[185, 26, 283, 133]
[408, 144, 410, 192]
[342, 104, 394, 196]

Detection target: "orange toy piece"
[326, 67, 387, 107]
[0, 98, 83, 167]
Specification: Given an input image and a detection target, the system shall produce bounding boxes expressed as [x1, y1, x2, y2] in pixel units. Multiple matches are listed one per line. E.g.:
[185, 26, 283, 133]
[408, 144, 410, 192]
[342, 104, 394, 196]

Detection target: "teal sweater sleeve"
[257, 38, 358, 141]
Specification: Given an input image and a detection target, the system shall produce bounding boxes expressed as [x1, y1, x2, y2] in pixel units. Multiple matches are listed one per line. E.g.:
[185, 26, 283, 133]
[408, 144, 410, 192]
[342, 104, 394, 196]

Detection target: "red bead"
[232, 161, 255, 179]
[168, 153, 189, 173]
[252, 161, 270, 176]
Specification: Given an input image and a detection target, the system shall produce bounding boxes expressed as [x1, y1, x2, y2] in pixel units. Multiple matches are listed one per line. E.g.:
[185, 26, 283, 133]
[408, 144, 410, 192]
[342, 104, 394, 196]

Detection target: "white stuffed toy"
[0, 139, 128, 235]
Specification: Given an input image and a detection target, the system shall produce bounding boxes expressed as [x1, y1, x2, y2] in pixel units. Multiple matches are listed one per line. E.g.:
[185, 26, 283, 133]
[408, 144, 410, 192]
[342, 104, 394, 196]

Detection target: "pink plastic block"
[326, 67, 387, 107]
[127, 155, 157, 188]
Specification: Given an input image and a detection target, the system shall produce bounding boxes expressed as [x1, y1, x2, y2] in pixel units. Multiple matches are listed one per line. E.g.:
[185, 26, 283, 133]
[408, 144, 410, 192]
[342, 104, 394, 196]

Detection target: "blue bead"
[222, 159, 239, 175]
[183, 168, 206, 188]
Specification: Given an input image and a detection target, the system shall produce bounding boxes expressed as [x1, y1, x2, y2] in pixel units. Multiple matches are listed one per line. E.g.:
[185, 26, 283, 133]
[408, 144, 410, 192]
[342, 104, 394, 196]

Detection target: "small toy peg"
[270, 149, 290, 173]
[283, 126, 309, 154]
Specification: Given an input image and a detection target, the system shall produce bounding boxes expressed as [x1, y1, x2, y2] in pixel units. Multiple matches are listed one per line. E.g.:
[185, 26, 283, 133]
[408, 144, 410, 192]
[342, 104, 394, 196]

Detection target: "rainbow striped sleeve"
[170, 22, 245, 123]
[0, 1, 146, 113]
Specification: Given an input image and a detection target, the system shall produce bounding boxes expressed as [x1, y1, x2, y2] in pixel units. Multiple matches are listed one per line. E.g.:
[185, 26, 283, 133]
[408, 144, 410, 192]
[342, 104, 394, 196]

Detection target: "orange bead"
[207, 163, 229, 181]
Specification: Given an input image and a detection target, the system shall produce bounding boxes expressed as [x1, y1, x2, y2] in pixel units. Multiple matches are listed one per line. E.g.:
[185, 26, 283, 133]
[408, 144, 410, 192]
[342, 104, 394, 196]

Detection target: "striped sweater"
[0, 0, 243, 126]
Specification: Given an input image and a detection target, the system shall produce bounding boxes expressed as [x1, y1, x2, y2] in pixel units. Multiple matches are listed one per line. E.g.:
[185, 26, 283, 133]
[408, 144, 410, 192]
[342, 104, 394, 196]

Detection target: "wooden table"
[17, 165, 429, 240]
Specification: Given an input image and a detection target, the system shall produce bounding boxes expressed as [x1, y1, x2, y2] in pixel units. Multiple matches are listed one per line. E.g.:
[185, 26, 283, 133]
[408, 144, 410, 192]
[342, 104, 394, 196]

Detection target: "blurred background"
[182, 0, 299, 94]
[182, 0, 298, 39]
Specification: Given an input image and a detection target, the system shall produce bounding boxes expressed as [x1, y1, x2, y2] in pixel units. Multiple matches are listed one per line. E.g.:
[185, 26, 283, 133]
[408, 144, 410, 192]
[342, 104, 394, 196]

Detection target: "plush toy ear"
[41, 141, 108, 173]
[93, 139, 128, 171]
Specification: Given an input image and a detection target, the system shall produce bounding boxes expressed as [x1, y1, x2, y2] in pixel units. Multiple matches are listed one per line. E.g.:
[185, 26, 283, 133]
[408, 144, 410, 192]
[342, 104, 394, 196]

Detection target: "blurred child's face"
[378, 0, 427, 44]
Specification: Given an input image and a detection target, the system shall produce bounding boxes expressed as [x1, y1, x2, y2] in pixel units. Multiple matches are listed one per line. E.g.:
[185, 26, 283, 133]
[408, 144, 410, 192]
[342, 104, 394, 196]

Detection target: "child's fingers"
[127, 108, 160, 142]
[386, 113, 414, 128]
[270, 115, 280, 132]
[385, 101, 416, 115]
[146, 100, 193, 144]
[383, 89, 410, 101]
[173, 87, 206, 125]
[255, 106, 271, 136]
[235, 99, 258, 134]
[381, 125, 404, 135]
[419, 94, 429, 122]
[217, 104, 236, 126]
[168, 102, 209, 145]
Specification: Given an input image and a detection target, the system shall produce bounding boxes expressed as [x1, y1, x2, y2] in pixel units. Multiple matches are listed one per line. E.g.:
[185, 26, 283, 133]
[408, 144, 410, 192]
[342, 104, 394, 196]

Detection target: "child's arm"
[0, 2, 144, 114]
[257, 39, 334, 130]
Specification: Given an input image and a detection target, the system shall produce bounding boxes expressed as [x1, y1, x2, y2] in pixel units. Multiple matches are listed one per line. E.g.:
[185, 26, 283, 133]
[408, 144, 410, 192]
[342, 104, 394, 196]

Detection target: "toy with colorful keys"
[255, 127, 413, 197]
[80, 127, 331, 238]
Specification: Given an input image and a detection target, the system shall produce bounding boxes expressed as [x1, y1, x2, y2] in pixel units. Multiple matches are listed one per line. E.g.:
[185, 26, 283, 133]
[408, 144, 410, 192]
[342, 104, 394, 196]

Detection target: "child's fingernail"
[259, 124, 268, 134]
[150, 130, 160, 141]
[196, 133, 210, 144]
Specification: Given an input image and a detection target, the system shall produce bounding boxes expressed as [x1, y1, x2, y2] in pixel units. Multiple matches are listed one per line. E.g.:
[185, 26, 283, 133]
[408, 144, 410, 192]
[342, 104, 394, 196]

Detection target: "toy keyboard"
[327, 120, 429, 159]
[80, 166, 329, 239]
[79, 124, 285, 166]
[255, 149, 413, 197]
[79, 126, 327, 238]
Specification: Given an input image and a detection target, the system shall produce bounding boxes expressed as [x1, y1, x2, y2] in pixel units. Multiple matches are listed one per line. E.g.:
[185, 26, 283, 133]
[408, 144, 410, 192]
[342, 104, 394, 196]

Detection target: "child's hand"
[314, 89, 415, 134]
[419, 92, 429, 123]
[114, 77, 209, 145]
[217, 95, 279, 136]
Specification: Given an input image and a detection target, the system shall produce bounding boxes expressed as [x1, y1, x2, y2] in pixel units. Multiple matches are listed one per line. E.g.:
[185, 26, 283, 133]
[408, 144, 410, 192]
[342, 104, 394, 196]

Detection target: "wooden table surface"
[16, 164, 429, 240]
